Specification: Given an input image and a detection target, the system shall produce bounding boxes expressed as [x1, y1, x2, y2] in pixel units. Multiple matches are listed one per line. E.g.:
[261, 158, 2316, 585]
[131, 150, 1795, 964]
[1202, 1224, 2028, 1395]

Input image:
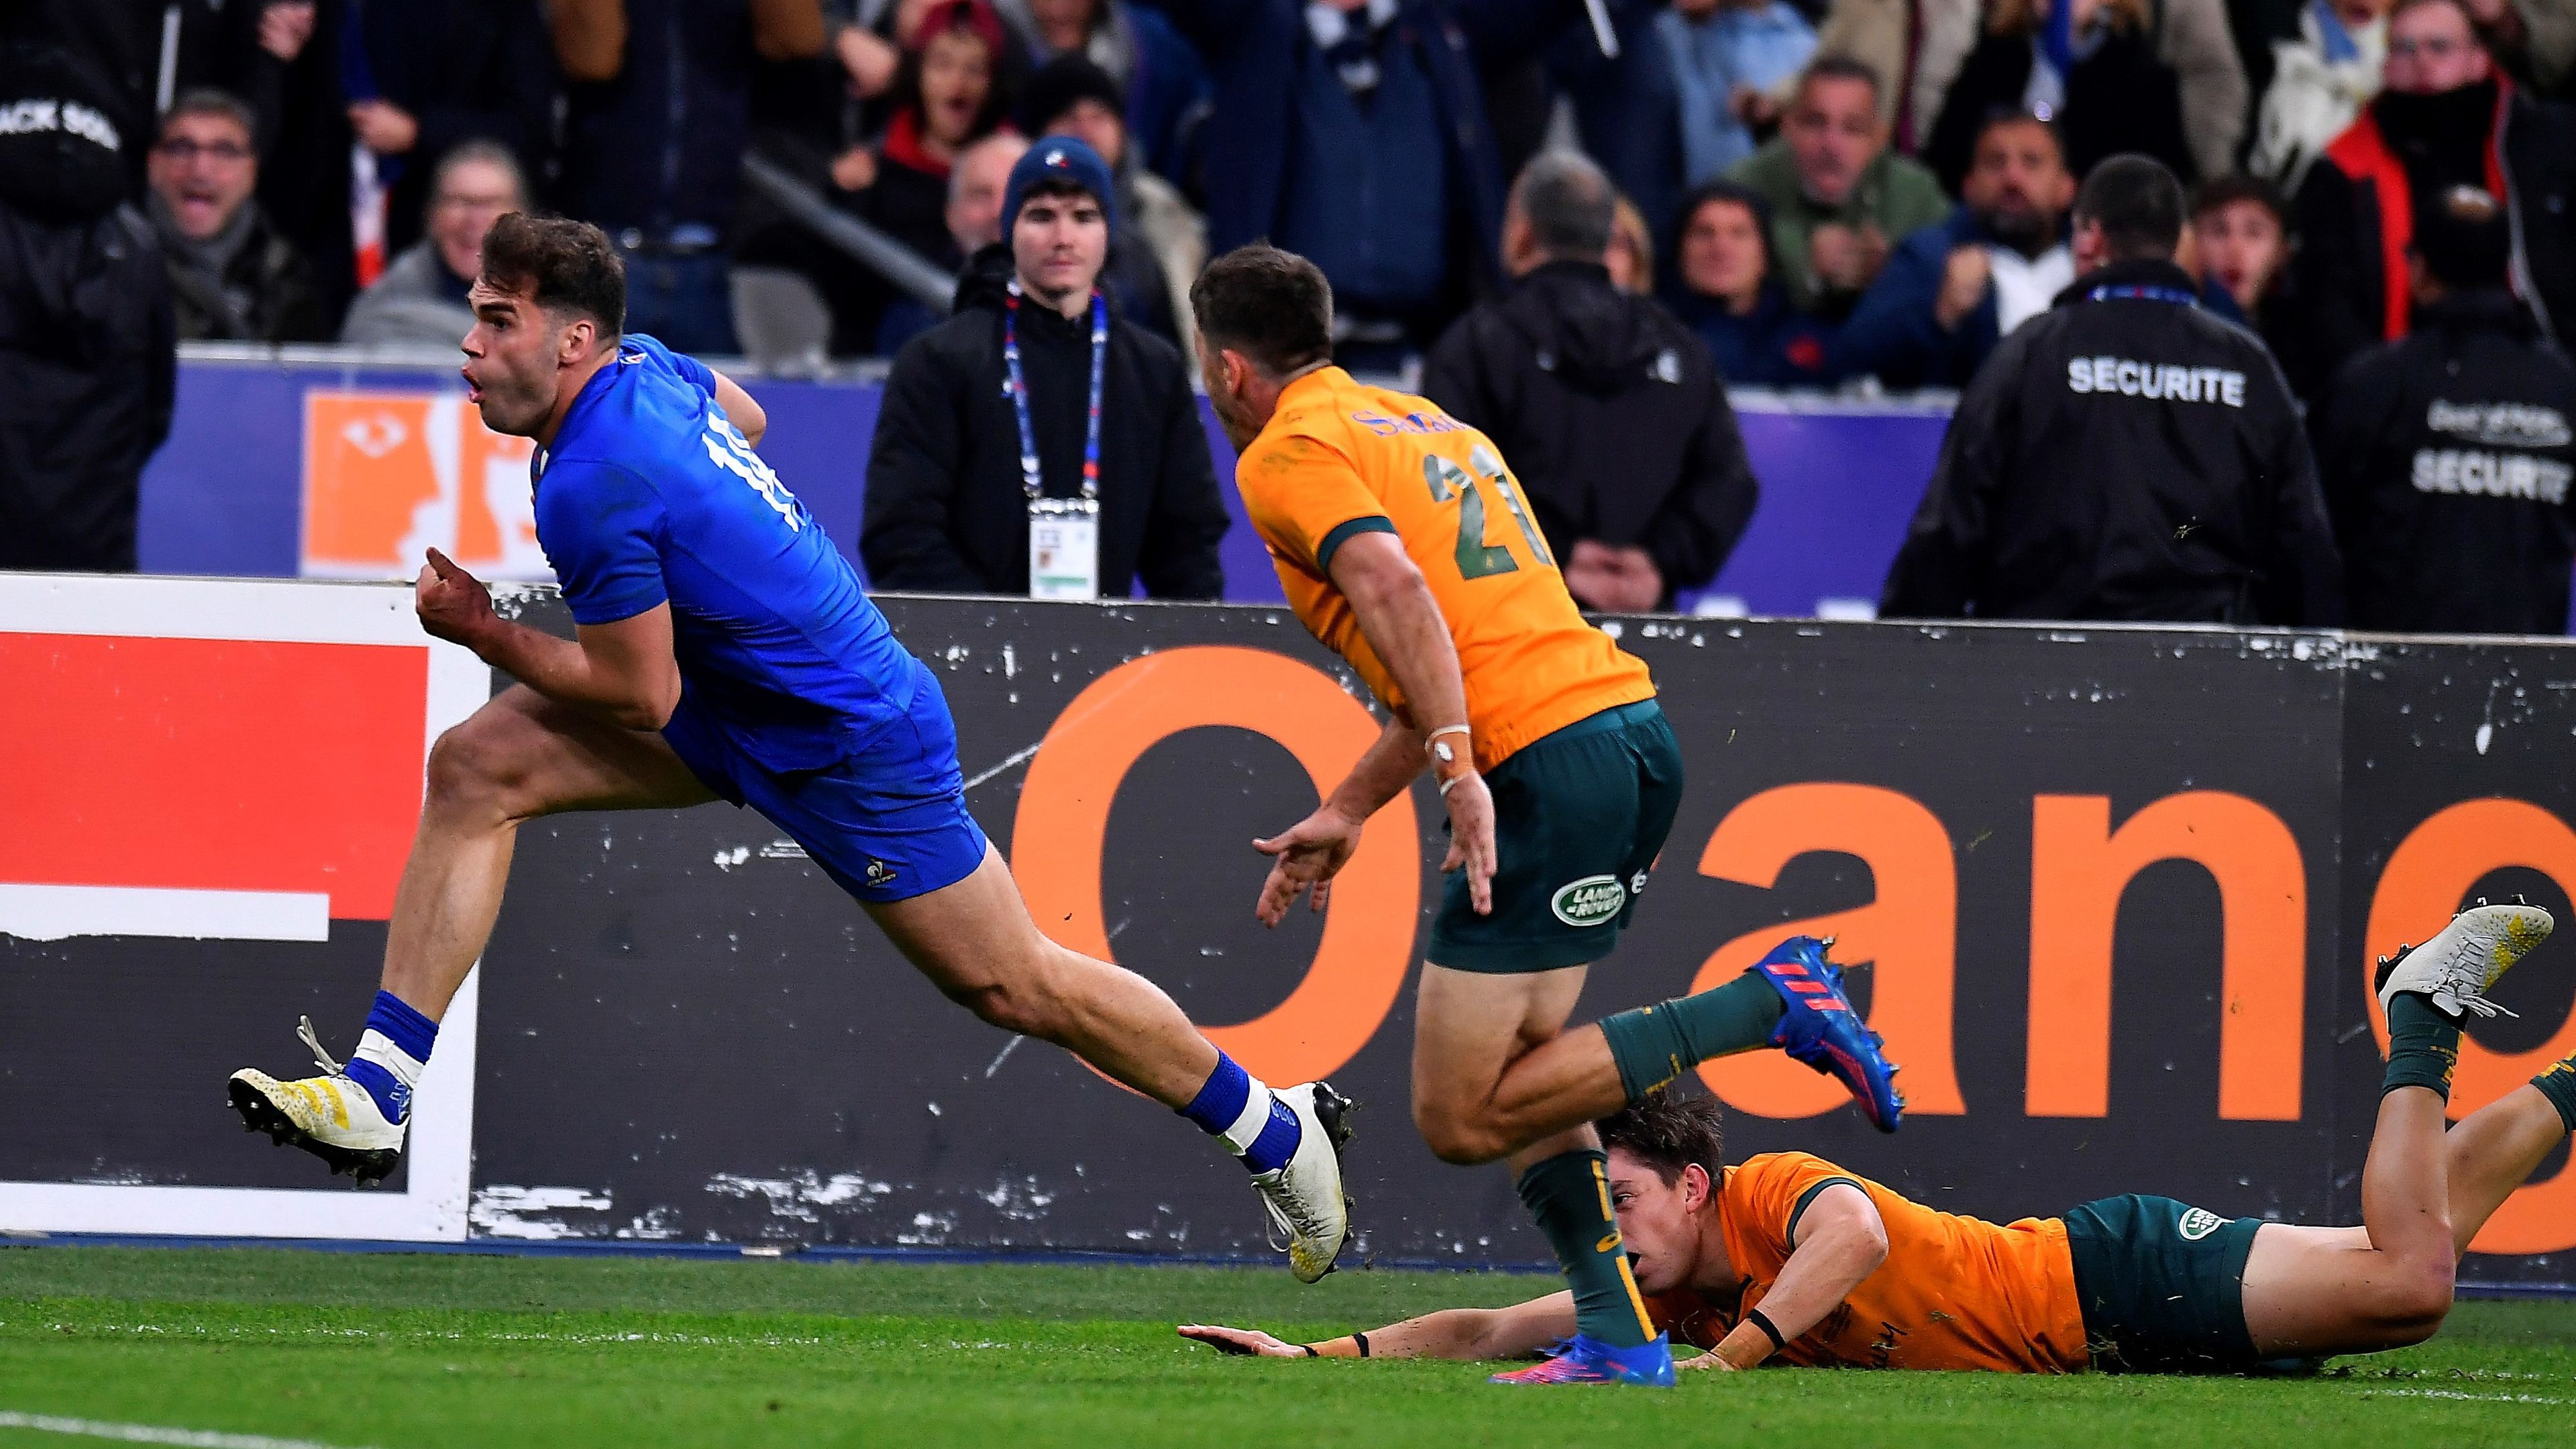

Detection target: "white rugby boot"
[1249, 1081, 1355, 1283]
[227, 1018, 408, 1187]
[2377, 900, 2555, 1022]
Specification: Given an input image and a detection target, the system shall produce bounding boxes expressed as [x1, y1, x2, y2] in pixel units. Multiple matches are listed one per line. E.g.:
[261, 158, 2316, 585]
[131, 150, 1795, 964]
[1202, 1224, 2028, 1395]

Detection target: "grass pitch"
[0, 1246, 2569, 1448]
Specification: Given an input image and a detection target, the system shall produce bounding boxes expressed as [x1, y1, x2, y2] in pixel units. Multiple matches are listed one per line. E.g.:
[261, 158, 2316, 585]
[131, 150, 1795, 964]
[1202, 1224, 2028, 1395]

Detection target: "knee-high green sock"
[1597, 974, 1786, 1102]
[1516, 1149, 1657, 1349]
[2382, 993, 2463, 1102]
[2532, 1056, 2576, 1133]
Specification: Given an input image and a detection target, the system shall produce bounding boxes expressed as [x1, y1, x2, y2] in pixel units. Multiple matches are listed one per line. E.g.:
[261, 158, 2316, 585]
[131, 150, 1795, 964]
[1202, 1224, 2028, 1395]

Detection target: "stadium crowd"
[4, 0, 2576, 629]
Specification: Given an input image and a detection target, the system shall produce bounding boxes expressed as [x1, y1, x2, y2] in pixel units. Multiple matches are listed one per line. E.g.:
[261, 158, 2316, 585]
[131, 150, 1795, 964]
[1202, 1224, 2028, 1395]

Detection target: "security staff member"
[1881, 155, 2343, 626]
[2311, 185, 2576, 635]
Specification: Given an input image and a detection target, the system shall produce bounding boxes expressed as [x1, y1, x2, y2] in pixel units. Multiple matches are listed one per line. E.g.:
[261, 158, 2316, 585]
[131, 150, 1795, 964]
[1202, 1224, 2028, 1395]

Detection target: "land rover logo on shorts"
[1551, 875, 1627, 927]
[2178, 1208, 2227, 1241]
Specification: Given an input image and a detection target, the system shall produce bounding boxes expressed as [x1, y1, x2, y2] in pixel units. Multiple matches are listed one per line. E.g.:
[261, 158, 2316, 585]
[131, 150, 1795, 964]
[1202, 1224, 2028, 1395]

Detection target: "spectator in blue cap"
[864, 132, 1230, 599]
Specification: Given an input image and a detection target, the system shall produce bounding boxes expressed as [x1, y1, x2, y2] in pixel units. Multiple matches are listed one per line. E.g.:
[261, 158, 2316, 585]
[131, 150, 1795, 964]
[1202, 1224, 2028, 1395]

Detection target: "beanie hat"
[1002, 135, 1118, 241]
[1020, 54, 1126, 139]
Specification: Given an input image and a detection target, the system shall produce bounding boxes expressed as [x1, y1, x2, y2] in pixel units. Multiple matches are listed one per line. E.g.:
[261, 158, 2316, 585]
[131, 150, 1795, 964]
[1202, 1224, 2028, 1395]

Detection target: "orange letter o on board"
[1012, 646, 1419, 1085]
[2366, 798, 2576, 1254]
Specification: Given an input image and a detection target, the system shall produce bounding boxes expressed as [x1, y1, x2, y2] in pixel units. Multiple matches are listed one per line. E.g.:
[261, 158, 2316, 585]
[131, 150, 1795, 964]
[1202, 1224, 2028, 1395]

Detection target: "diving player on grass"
[226, 211, 1352, 1279]
[1185, 904, 2576, 1375]
[1190, 246, 1905, 1388]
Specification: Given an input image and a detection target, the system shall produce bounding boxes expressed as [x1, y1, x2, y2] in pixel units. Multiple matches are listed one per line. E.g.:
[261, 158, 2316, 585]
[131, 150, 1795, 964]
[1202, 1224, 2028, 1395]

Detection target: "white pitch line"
[2365, 1388, 2574, 1406]
[0, 1411, 374, 1449]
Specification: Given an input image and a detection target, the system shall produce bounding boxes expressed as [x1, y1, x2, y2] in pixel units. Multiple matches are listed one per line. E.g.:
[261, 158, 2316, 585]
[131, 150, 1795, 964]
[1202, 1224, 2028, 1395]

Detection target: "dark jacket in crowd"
[154, 197, 331, 343]
[1163, 0, 1581, 320]
[2, 2, 170, 202]
[1670, 285, 1836, 388]
[1420, 260, 1760, 606]
[1925, 27, 2194, 196]
[2277, 77, 2576, 400]
[1882, 258, 2343, 625]
[1837, 206, 2024, 390]
[2312, 288, 2576, 634]
[0, 34, 176, 572]
[559, 0, 757, 237]
[251, 0, 553, 327]
[861, 248, 1230, 596]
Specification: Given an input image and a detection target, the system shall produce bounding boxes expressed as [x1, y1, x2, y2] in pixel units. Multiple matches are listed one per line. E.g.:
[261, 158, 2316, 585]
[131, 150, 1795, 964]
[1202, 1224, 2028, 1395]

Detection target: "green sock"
[1515, 1149, 1656, 1349]
[2532, 1057, 2576, 1133]
[1597, 973, 1786, 1102]
[2382, 992, 2464, 1103]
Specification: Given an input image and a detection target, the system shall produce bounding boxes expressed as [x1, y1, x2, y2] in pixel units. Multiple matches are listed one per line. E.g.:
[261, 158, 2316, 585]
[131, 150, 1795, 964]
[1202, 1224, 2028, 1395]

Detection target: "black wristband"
[1299, 1343, 1318, 1357]
[1354, 1331, 1371, 1358]
[1745, 1308, 1787, 1354]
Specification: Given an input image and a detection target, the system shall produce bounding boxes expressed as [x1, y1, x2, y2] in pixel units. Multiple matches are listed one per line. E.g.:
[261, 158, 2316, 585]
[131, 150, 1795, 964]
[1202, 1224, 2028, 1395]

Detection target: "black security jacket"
[1882, 259, 2343, 626]
[2311, 289, 2576, 635]
[861, 248, 1228, 598]
[1419, 260, 1759, 607]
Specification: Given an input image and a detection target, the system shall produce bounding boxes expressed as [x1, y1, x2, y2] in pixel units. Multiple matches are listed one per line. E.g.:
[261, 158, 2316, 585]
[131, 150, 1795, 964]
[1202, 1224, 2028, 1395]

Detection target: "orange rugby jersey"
[1645, 1151, 2091, 1373]
[1232, 367, 1654, 771]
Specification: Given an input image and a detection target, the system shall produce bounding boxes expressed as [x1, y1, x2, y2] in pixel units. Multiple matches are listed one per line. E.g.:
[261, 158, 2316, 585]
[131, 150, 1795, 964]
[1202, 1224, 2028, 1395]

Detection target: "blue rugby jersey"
[532, 335, 922, 772]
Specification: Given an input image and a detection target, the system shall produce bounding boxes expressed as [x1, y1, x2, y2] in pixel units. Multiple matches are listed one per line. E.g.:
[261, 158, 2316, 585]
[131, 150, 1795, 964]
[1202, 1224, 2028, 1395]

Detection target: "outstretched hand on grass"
[1177, 1324, 1309, 1357]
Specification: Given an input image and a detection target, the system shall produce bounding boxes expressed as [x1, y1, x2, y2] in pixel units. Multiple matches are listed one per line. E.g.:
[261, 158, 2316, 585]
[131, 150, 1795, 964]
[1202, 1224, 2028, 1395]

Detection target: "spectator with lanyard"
[863, 138, 1228, 598]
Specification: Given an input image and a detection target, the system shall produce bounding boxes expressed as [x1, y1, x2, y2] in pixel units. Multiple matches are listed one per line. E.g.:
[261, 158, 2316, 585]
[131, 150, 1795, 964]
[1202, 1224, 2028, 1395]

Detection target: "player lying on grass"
[1192, 234, 1902, 1387]
[1184, 904, 2576, 1377]
[225, 204, 1351, 1279]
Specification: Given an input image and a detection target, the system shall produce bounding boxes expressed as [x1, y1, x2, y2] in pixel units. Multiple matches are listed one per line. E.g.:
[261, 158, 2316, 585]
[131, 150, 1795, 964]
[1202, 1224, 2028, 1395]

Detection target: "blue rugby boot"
[1489, 1334, 1677, 1387]
[1750, 936, 1904, 1133]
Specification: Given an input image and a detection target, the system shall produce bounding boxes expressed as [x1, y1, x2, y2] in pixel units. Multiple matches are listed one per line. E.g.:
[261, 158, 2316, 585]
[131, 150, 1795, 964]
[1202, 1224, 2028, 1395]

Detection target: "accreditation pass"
[1029, 496, 1101, 601]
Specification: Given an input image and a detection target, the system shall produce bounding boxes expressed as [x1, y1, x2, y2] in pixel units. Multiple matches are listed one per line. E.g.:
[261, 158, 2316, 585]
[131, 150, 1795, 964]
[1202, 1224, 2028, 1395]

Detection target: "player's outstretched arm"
[1252, 714, 1423, 926]
[416, 548, 683, 731]
[1684, 1183, 1888, 1371]
[1322, 531, 1497, 912]
[708, 370, 768, 448]
[1179, 1291, 1577, 1362]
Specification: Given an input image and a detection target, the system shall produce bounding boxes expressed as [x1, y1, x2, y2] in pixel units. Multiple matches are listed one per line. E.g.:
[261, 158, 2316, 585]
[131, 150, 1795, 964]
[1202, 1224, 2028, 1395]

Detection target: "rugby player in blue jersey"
[227, 213, 1353, 1277]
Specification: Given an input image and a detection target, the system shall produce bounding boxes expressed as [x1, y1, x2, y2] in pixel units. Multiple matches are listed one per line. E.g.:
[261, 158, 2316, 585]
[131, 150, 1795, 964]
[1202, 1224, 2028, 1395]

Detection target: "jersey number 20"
[1422, 445, 1552, 580]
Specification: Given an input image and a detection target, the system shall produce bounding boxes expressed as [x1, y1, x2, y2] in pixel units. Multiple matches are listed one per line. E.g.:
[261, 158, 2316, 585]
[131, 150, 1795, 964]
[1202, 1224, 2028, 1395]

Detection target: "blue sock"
[342, 991, 437, 1124]
[1178, 1052, 1302, 1175]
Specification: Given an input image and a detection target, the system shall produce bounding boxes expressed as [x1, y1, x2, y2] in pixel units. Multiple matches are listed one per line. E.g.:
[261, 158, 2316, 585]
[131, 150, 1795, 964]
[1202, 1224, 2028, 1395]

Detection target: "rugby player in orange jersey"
[1189, 244, 1904, 1387]
[1185, 903, 2576, 1377]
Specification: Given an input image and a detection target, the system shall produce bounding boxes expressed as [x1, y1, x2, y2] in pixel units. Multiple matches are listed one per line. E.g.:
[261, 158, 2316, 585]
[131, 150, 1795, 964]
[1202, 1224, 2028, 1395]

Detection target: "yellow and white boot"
[1248, 1082, 1356, 1283]
[227, 1018, 408, 1187]
[2378, 900, 2555, 1021]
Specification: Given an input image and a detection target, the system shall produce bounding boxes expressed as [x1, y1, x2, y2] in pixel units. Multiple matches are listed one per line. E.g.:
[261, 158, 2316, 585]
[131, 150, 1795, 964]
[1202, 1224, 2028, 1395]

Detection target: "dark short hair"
[2414, 184, 2510, 290]
[1796, 53, 1884, 105]
[1673, 177, 1777, 289]
[1191, 244, 1334, 376]
[1513, 150, 1617, 262]
[1598, 1090, 1725, 1187]
[2188, 172, 2286, 225]
[2074, 152, 2186, 262]
[478, 213, 625, 335]
[431, 140, 527, 207]
[1972, 107, 2065, 166]
[160, 88, 254, 143]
